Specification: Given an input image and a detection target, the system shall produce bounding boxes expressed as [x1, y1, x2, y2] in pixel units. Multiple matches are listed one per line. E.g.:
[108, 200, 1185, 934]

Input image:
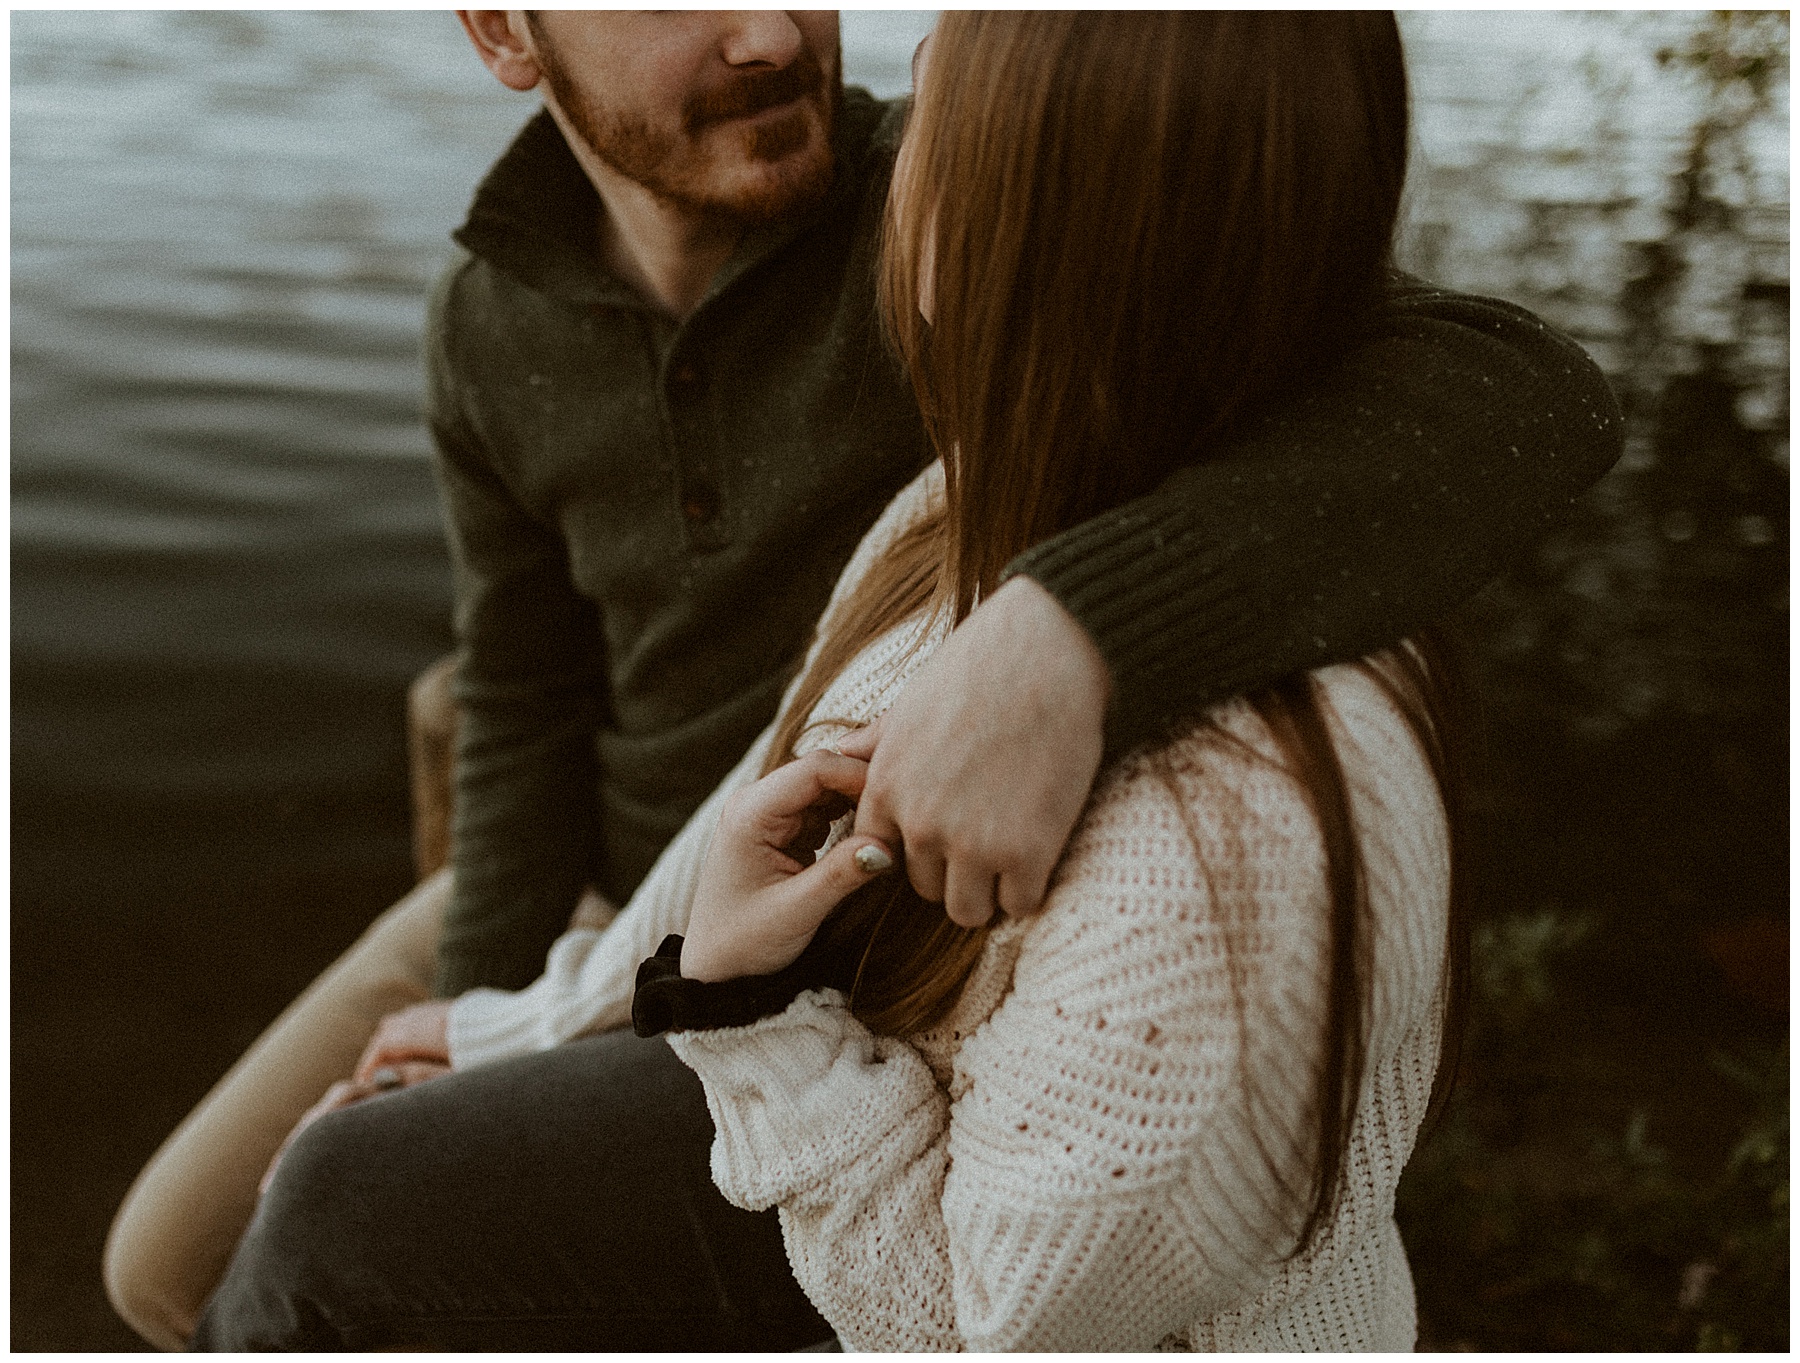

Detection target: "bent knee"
[407, 653, 459, 740]
[103, 1213, 199, 1352]
[103, 1113, 371, 1353]
[198, 1077, 471, 1350]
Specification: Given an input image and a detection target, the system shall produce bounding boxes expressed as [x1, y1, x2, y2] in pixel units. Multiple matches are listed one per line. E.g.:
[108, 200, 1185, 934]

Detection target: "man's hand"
[846, 575, 1110, 928]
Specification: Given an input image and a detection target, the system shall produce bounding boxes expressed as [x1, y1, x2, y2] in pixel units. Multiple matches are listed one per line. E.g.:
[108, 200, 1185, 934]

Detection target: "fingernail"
[854, 844, 894, 875]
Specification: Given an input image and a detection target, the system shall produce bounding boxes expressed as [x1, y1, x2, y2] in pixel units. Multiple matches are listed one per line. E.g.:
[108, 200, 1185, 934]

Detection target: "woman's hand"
[259, 1053, 449, 1195]
[681, 748, 896, 983]
[353, 999, 453, 1083]
[260, 1001, 454, 1196]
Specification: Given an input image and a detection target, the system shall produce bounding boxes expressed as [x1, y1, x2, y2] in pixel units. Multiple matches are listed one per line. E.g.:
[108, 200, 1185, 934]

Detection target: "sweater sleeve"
[1007, 279, 1624, 757]
[669, 720, 1373, 1351]
[446, 719, 780, 1069]
[427, 258, 611, 996]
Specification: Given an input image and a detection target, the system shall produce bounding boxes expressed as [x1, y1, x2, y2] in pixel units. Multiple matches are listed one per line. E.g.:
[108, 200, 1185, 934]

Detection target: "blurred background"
[11, 11, 1787, 1351]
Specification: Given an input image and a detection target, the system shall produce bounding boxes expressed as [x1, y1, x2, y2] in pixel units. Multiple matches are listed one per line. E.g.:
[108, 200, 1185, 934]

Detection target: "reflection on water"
[12, 10, 934, 856]
[14, 12, 507, 819]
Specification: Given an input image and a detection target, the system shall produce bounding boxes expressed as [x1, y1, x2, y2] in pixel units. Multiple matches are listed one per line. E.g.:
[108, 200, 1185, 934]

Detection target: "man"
[427, 7, 1624, 993]
[110, 11, 1621, 1350]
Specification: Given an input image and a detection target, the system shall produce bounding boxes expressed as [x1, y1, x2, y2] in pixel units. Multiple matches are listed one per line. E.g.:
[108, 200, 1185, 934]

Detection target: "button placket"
[665, 353, 728, 551]
[680, 481, 721, 526]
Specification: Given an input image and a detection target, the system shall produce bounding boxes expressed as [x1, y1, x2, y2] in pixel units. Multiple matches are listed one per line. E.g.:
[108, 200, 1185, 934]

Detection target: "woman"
[634, 14, 1464, 1348]
[205, 12, 1464, 1351]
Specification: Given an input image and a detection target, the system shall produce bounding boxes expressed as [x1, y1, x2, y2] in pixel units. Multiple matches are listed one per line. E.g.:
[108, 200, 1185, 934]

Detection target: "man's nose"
[717, 10, 805, 68]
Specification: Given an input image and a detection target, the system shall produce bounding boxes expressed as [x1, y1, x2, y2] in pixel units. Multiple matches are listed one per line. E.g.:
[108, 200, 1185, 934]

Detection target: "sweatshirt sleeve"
[446, 469, 944, 1069]
[446, 720, 778, 1069]
[1007, 280, 1624, 757]
[427, 258, 611, 996]
[668, 728, 1358, 1352]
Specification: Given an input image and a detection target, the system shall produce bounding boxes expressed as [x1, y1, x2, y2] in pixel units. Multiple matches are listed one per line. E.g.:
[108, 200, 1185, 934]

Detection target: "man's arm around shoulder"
[855, 281, 1623, 925]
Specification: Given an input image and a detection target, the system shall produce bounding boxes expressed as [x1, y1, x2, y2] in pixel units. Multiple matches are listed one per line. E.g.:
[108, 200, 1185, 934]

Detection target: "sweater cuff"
[664, 984, 856, 1093]
[666, 986, 940, 1213]
[632, 935, 824, 1037]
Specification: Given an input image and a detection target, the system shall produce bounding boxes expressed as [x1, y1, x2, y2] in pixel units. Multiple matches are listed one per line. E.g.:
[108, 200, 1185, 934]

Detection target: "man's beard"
[539, 38, 841, 226]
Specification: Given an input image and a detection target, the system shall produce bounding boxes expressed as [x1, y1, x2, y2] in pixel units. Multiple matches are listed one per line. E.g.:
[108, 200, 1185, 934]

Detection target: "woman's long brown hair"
[765, 12, 1468, 1258]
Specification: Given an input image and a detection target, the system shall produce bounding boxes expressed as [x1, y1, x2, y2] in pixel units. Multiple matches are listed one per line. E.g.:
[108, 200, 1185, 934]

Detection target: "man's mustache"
[684, 47, 827, 132]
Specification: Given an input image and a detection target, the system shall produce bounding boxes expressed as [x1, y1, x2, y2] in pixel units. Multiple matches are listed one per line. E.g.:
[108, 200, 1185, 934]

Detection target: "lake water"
[12, 11, 937, 904]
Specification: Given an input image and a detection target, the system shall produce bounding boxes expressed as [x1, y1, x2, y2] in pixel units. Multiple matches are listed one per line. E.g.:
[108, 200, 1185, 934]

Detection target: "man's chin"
[691, 135, 835, 226]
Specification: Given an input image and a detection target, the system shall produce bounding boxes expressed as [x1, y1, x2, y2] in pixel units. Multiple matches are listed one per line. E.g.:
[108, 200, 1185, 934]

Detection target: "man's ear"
[456, 11, 542, 93]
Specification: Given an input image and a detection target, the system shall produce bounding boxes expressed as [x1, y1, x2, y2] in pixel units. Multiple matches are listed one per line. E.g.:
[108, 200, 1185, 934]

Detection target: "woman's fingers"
[753, 750, 871, 818]
[725, 750, 871, 855]
[773, 836, 896, 932]
[683, 751, 896, 983]
[830, 719, 881, 760]
[682, 826, 897, 983]
[851, 794, 908, 880]
[353, 1000, 452, 1083]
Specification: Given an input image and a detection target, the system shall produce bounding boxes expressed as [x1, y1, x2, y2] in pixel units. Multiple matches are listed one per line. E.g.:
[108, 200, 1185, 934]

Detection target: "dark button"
[681, 482, 720, 524]
[673, 362, 698, 386]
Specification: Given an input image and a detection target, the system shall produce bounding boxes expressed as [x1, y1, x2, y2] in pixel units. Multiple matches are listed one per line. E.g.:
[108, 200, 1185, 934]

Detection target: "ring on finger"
[370, 1066, 404, 1092]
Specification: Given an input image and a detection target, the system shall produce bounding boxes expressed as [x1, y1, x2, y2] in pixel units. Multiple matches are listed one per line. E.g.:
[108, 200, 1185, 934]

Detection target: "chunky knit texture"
[449, 466, 1451, 1351]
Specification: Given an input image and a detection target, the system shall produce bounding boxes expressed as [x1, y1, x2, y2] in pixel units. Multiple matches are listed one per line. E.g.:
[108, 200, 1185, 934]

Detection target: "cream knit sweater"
[448, 464, 1451, 1352]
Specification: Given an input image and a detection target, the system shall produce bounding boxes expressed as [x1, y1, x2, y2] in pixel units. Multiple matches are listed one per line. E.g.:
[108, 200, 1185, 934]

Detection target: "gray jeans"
[191, 1029, 832, 1351]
